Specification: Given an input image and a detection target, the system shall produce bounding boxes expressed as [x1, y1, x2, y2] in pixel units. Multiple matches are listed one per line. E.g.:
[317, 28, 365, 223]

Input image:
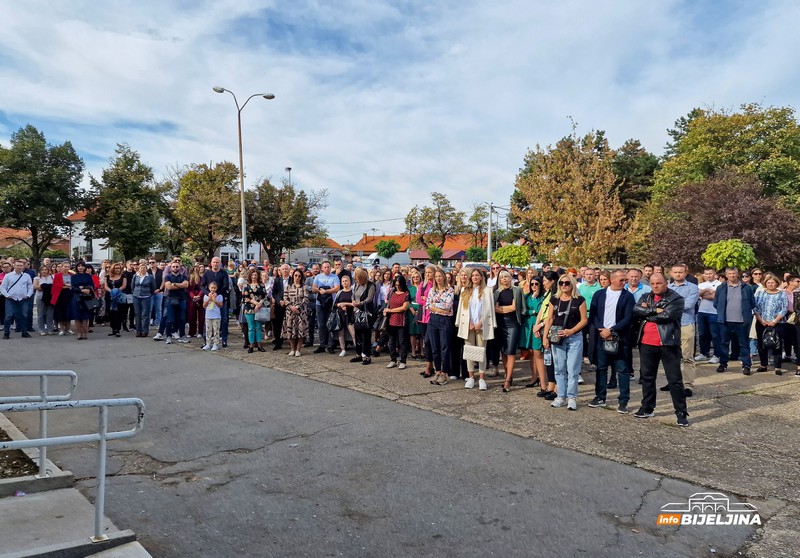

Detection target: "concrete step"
[86, 542, 152, 557]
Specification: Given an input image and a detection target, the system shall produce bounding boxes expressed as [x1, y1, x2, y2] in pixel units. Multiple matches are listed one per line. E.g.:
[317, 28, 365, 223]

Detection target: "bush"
[426, 246, 443, 264]
[493, 245, 530, 267]
[465, 246, 486, 262]
[702, 239, 756, 271]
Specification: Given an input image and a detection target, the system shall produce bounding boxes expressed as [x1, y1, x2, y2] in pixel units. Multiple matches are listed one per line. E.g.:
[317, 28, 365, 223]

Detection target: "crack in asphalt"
[631, 476, 664, 522]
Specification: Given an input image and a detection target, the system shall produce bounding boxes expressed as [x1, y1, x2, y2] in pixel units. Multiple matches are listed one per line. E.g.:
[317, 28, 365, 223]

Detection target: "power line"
[324, 217, 404, 225]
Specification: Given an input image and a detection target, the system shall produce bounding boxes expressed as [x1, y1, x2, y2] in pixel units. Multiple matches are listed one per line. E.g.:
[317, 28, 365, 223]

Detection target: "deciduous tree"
[0, 125, 84, 267]
[405, 192, 467, 248]
[493, 244, 530, 267]
[375, 240, 401, 259]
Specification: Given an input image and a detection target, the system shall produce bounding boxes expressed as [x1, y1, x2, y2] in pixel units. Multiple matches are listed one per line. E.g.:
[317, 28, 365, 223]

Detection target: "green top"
[578, 282, 602, 317]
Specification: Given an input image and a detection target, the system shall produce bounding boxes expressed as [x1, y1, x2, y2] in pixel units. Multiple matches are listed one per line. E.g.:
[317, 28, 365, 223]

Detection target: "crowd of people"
[3, 255, 798, 428]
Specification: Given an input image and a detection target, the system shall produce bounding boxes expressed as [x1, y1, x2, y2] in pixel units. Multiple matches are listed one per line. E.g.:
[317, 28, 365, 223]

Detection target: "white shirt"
[698, 280, 721, 314]
[487, 276, 497, 288]
[1, 271, 34, 301]
[603, 288, 622, 329]
[469, 288, 483, 325]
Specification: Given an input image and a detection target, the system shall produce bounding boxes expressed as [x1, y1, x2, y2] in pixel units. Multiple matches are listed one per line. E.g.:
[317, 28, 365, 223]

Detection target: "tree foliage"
[174, 162, 240, 261]
[246, 179, 328, 265]
[493, 244, 530, 267]
[702, 239, 757, 271]
[467, 203, 488, 248]
[653, 104, 800, 203]
[405, 192, 467, 248]
[84, 144, 162, 261]
[645, 171, 800, 269]
[426, 245, 443, 264]
[611, 139, 660, 220]
[375, 239, 401, 259]
[0, 125, 85, 266]
[511, 131, 626, 265]
[465, 246, 487, 262]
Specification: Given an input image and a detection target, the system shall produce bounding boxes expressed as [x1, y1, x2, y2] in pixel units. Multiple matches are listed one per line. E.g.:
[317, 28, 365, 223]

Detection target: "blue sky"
[2, 0, 799, 244]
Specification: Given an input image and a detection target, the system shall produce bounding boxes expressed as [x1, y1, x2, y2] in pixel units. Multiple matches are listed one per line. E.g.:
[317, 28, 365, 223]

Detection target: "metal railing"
[0, 370, 79, 478]
[0, 398, 145, 542]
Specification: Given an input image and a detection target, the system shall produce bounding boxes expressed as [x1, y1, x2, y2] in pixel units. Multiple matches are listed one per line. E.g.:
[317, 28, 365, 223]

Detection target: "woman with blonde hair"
[456, 267, 496, 390]
[416, 265, 436, 377]
[494, 269, 524, 392]
[543, 274, 588, 410]
[407, 268, 423, 359]
[426, 267, 455, 385]
[449, 268, 470, 379]
[351, 267, 377, 364]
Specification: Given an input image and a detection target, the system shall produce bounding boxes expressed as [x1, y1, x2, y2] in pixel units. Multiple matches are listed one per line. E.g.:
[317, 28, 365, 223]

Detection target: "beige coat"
[455, 287, 497, 341]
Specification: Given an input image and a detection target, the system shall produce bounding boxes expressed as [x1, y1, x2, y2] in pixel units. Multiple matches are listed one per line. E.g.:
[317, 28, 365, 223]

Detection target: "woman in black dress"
[71, 261, 96, 340]
[335, 274, 356, 357]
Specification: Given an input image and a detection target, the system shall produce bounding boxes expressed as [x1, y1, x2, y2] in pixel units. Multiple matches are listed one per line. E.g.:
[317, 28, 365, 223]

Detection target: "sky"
[2, 0, 799, 245]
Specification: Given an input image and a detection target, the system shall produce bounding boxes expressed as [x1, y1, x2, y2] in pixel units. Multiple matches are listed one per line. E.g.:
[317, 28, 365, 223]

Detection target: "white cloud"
[1, 0, 798, 244]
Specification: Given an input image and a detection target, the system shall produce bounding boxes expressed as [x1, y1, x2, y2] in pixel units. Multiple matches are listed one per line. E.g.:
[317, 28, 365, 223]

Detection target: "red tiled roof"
[67, 210, 88, 222]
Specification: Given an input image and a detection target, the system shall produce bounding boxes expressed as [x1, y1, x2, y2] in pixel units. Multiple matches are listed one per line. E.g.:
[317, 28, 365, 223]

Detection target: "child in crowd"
[202, 282, 223, 351]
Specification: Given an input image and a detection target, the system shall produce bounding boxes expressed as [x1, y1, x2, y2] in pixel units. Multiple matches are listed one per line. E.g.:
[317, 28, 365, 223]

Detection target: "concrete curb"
[1, 529, 136, 558]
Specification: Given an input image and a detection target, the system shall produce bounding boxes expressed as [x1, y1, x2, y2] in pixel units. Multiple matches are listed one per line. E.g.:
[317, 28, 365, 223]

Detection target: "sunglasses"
[752, 272, 762, 275]
[491, 266, 500, 270]
[558, 281, 572, 286]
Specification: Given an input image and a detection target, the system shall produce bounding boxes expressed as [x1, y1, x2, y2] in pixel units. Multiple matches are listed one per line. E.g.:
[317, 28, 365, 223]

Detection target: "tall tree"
[375, 240, 401, 258]
[404, 192, 467, 248]
[512, 132, 626, 265]
[0, 125, 84, 266]
[246, 179, 328, 265]
[645, 171, 800, 269]
[611, 139, 660, 220]
[663, 108, 704, 159]
[84, 144, 163, 261]
[174, 162, 240, 261]
[467, 203, 489, 248]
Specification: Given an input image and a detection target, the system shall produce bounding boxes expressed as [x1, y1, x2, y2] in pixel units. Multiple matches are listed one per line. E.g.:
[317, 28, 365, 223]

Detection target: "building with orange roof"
[0, 228, 70, 257]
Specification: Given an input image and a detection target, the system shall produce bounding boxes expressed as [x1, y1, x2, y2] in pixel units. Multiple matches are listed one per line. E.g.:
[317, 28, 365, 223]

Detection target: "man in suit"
[272, 264, 291, 350]
[588, 270, 635, 413]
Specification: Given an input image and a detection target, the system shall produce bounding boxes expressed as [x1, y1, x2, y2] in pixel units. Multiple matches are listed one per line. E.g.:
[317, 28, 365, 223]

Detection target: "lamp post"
[212, 86, 275, 262]
[285, 166, 292, 186]
[285, 167, 292, 264]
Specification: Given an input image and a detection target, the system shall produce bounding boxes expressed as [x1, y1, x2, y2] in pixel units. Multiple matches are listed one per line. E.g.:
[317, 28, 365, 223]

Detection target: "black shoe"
[525, 379, 541, 388]
[587, 397, 606, 408]
[326, 347, 336, 354]
[21, 332, 31, 338]
[114, 333, 121, 337]
[222, 342, 227, 348]
[544, 391, 558, 401]
[775, 369, 784, 376]
[257, 346, 266, 352]
[350, 356, 363, 363]
[716, 364, 727, 373]
[607, 380, 617, 389]
[122, 327, 130, 332]
[372, 350, 381, 357]
[676, 412, 689, 427]
[272, 345, 281, 351]
[248, 347, 254, 353]
[633, 407, 655, 418]
[659, 384, 669, 392]
[684, 388, 693, 397]
[314, 346, 326, 353]
[756, 366, 768, 372]
[742, 366, 751, 375]
[2, 334, 9, 340]
[243, 341, 250, 349]
[362, 358, 371, 365]
[536, 389, 549, 397]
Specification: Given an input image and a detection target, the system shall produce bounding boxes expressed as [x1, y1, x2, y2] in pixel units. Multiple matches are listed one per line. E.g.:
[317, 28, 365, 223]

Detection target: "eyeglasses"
[752, 272, 763, 275]
[491, 266, 500, 270]
[558, 281, 572, 286]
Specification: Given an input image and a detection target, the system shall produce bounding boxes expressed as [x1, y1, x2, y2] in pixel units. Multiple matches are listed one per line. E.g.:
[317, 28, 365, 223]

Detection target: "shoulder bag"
[462, 343, 487, 364]
[547, 297, 573, 345]
[353, 285, 373, 330]
[254, 306, 271, 323]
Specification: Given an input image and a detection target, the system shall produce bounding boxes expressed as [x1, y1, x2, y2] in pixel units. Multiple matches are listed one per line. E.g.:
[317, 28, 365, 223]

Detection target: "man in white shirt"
[1, 260, 34, 339]
[696, 267, 722, 364]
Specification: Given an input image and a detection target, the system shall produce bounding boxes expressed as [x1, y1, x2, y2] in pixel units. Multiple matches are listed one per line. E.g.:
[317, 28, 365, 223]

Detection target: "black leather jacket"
[632, 289, 685, 347]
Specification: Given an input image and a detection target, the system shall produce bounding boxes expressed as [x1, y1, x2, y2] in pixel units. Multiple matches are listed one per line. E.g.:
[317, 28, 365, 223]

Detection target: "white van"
[362, 251, 411, 267]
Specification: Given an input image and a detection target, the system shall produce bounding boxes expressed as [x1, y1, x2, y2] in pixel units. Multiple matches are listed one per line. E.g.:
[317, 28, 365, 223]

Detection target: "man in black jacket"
[588, 270, 635, 413]
[202, 257, 231, 347]
[272, 264, 291, 350]
[632, 273, 689, 427]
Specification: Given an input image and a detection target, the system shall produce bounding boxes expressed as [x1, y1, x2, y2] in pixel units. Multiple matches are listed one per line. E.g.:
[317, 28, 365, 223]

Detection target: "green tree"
[467, 203, 489, 248]
[664, 108, 704, 159]
[653, 104, 800, 202]
[246, 179, 328, 265]
[702, 240, 757, 271]
[465, 246, 487, 262]
[512, 131, 626, 265]
[611, 139, 660, 219]
[84, 144, 163, 260]
[405, 192, 467, 248]
[492, 244, 530, 267]
[426, 245, 443, 264]
[0, 125, 84, 267]
[375, 239, 401, 259]
[174, 162, 240, 261]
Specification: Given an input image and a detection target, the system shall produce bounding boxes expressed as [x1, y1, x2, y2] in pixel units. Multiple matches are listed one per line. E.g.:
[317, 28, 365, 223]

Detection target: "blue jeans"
[151, 293, 163, 328]
[426, 314, 452, 374]
[244, 313, 263, 344]
[4, 298, 26, 336]
[696, 312, 721, 357]
[24, 296, 34, 331]
[133, 296, 152, 334]
[316, 304, 332, 348]
[595, 336, 631, 405]
[165, 298, 186, 337]
[719, 321, 752, 368]
[552, 334, 583, 399]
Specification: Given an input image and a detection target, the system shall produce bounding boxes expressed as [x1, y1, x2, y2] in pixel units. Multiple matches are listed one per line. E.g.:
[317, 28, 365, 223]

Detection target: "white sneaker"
[478, 379, 487, 390]
[58, 331, 65, 336]
[171, 332, 179, 339]
[465, 378, 475, 389]
[567, 397, 577, 411]
[152, 333, 163, 340]
[294, 350, 301, 357]
[708, 356, 720, 364]
[178, 337, 190, 344]
[196, 333, 203, 338]
[694, 353, 708, 362]
[211, 344, 220, 351]
[202, 344, 211, 350]
[551, 397, 565, 408]
[165, 337, 172, 344]
[386, 361, 397, 369]
[66, 330, 75, 335]
[449, 375, 458, 380]
[39, 331, 47, 336]
[288, 350, 295, 356]
[578, 375, 585, 384]
[339, 350, 347, 357]
[398, 363, 406, 370]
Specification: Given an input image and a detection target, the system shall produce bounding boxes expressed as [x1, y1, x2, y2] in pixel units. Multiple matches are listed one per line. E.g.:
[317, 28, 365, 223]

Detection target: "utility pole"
[487, 203, 493, 263]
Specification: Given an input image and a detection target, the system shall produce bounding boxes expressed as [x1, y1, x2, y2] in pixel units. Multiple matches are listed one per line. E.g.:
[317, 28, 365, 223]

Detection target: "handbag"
[602, 335, 619, 354]
[787, 313, 797, 325]
[762, 326, 780, 350]
[462, 343, 486, 363]
[373, 311, 387, 332]
[327, 308, 342, 332]
[254, 306, 271, 323]
[547, 297, 573, 345]
[82, 298, 101, 311]
[353, 284, 372, 330]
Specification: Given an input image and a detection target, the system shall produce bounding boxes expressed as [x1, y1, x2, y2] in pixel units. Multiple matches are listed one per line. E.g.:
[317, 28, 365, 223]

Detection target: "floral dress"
[242, 283, 267, 314]
[281, 284, 309, 340]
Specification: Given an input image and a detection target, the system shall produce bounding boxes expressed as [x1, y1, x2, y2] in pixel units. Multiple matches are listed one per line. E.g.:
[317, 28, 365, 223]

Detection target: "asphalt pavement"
[0, 333, 773, 557]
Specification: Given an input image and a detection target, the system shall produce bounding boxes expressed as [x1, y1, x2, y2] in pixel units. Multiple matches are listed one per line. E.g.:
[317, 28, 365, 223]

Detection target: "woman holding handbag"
[242, 268, 267, 353]
[334, 274, 356, 357]
[281, 269, 309, 357]
[543, 274, 588, 410]
[351, 267, 376, 365]
[456, 267, 496, 390]
[384, 274, 411, 369]
[754, 272, 788, 375]
[494, 270, 524, 393]
[71, 261, 95, 340]
[520, 276, 547, 390]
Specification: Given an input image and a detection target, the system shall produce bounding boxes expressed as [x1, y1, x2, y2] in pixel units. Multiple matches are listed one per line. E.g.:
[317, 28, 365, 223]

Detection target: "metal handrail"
[0, 370, 79, 477]
[0, 398, 145, 542]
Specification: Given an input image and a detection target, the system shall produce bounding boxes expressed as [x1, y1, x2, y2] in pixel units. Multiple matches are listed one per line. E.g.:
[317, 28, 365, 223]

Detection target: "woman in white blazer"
[455, 268, 497, 391]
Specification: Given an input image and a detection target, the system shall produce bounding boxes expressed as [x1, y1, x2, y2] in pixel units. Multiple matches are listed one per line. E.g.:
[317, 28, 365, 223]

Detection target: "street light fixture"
[285, 166, 292, 185]
[212, 86, 276, 261]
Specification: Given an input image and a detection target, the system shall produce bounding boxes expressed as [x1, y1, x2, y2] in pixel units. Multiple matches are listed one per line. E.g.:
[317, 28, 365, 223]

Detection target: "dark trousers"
[697, 312, 722, 357]
[779, 322, 795, 359]
[355, 327, 372, 358]
[187, 301, 205, 336]
[419, 323, 433, 363]
[306, 305, 316, 345]
[272, 306, 286, 347]
[25, 297, 34, 331]
[108, 306, 124, 334]
[595, 336, 631, 404]
[719, 321, 752, 367]
[582, 323, 598, 365]
[755, 322, 782, 369]
[486, 334, 500, 367]
[316, 304, 332, 348]
[450, 333, 468, 378]
[639, 344, 686, 415]
[387, 325, 408, 364]
[3, 298, 26, 335]
[166, 299, 186, 337]
[219, 298, 229, 343]
[426, 314, 452, 374]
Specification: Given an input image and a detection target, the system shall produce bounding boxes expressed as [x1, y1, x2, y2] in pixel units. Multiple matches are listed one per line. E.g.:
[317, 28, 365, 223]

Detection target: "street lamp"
[212, 86, 276, 261]
[285, 167, 292, 264]
[285, 166, 292, 185]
